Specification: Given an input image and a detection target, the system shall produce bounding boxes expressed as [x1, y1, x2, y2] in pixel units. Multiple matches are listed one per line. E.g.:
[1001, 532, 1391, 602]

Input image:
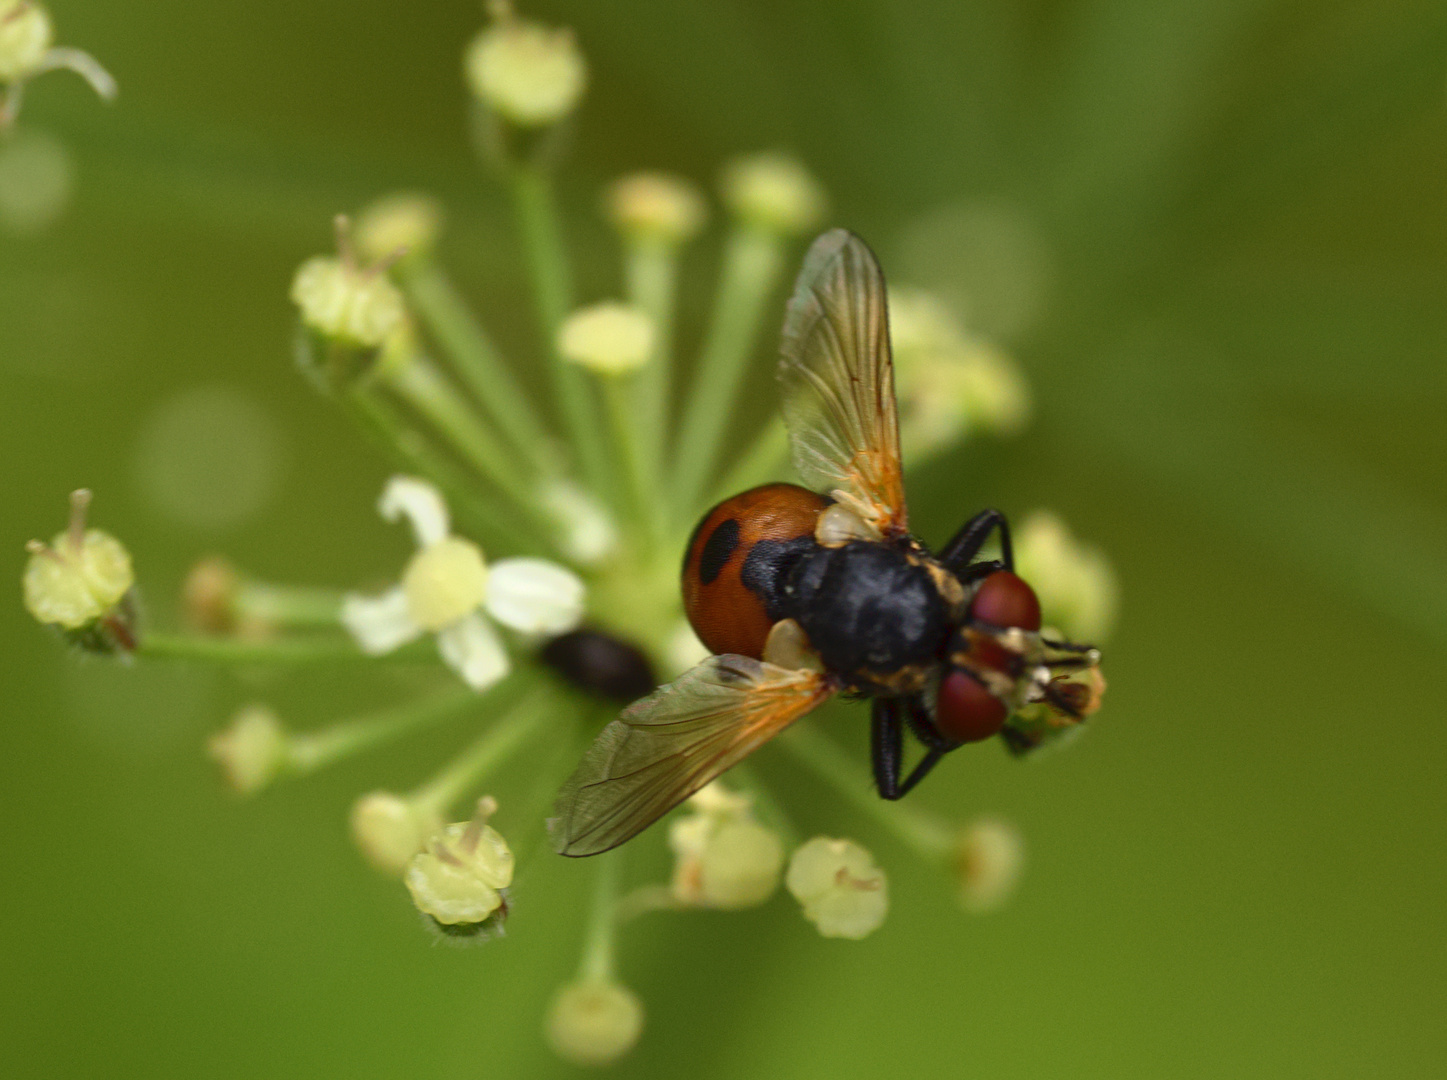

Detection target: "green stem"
[579, 850, 623, 983]
[382, 356, 563, 551]
[383, 355, 531, 506]
[286, 685, 478, 775]
[411, 681, 555, 817]
[399, 258, 561, 478]
[778, 723, 954, 861]
[600, 374, 660, 551]
[233, 582, 342, 629]
[706, 417, 792, 510]
[344, 388, 527, 554]
[671, 226, 786, 523]
[509, 164, 611, 501]
[623, 241, 680, 493]
[138, 632, 434, 666]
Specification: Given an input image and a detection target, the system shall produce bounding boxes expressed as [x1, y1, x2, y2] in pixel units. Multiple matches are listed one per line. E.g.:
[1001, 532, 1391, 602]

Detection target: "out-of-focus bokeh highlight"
[3, 1, 1445, 1077]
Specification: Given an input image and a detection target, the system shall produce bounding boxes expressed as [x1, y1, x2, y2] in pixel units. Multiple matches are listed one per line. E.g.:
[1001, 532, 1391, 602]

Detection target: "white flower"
[340, 476, 585, 690]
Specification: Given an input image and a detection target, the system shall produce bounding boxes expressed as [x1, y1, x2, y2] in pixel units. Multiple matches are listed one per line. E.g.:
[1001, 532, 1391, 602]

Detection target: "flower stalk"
[670, 226, 786, 520]
[508, 162, 612, 503]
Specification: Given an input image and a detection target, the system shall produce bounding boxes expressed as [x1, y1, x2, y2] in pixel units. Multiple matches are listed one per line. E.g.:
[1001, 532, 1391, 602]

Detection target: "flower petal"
[436, 612, 510, 691]
[378, 475, 450, 547]
[340, 586, 423, 654]
[484, 558, 585, 634]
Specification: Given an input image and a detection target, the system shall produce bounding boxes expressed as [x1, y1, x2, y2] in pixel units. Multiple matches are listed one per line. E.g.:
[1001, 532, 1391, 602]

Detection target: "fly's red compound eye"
[934, 668, 1008, 743]
[967, 570, 1041, 632]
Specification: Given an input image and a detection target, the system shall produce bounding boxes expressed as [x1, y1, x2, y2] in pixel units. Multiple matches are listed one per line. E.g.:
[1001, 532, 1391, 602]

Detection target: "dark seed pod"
[541, 629, 657, 702]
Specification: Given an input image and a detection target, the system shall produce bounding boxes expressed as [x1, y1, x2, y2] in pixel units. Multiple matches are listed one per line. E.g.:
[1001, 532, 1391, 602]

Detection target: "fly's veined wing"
[551, 655, 835, 856]
[779, 228, 907, 538]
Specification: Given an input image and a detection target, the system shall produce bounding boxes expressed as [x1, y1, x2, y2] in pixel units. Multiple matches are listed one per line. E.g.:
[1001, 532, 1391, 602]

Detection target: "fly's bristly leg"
[889, 694, 959, 798]
[871, 697, 906, 800]
[938, 508, 1013, 575]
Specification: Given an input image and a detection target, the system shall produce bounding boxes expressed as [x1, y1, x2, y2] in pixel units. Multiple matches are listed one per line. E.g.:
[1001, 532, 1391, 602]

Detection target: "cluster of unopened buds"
[21, 2, 1117, 1066]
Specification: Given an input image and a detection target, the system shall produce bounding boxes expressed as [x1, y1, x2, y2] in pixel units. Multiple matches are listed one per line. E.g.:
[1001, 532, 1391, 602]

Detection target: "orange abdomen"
[681, 483, 829, 659]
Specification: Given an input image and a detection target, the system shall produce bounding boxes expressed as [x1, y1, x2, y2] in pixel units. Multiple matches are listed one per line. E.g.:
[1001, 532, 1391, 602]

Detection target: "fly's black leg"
[958, 558, 1004, 585]
[938, 508, 1013, 575]
[889, 695, 960, 798]
[871, 698, 906, 800]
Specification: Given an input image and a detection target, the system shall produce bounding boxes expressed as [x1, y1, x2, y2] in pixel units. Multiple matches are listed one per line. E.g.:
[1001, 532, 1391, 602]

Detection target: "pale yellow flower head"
[23, 490, 133, 631]
[208, 705, 289, 797]
[721, 153, 827, 235]
[0, 1, 52, 84]
[353, 192, 443, 265]
[465, 4, 586, 127]
[350, 791, 444, 877]
[786, 836, 889, 939]
[546, 979, 645, 1067]
[405, 799, 514, 927]
[606, 171, 707, 246]
[558, 302, 655, 375]
[290, 254, 407, 348]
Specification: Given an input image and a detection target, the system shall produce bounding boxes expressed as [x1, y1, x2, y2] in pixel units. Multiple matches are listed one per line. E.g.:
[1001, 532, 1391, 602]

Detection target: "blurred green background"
[4, 1, 1446, 1077]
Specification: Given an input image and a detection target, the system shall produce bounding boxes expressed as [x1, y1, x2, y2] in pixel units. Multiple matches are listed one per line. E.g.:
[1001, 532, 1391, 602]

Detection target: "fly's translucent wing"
[551, 655, 835, 857]
[779, 228, 907, 538]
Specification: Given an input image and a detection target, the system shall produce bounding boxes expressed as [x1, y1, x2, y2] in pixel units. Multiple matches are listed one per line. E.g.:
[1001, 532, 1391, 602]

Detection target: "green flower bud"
[954, 816, 1024, 914]
[557, 302, 655, 375]
[350, 791, 443, 876]
[208, 704, 289, 796]
[23, 490, 136, 652]
[785, 836, 888, 939]
[546, 978, 644, 1066]
[0, 1, 52, 84]
[404, 798, 514, 931]
[464, 5, 586, 128]
[1013, 510, 1118, 642]
[290, 254, 407, 348]
[721, 153, 826, 236]
[668, 783, 784, 909]
[353, 192, 443, 266]
[606, 171, 707, 247]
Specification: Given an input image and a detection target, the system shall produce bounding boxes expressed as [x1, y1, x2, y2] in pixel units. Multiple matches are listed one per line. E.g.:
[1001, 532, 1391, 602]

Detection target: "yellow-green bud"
[785, 837, 888, 939]
[404, 800, 514, 928]
[400, 536, 488, 631]
[181, 556, 240, 634]
[0, 129, 72, 235]
[353, 192, 443, 266]
[606, 171, 707, 246]
[208, 704, 288, 796]
[350, 791, 443, 876]
[668, 783, 784, 909]
[557, 302, 655, 375]
[546, 979, 645, 1067]
[464, 6, 586, 128]
[890, 287, 1031, 455]
[0, 1, 52, 84]
[721, 153, 826, 236]
[290, 255, 407, 348]
[954, 816, 1025, 914]
[1013, 510, 1118, 642]
[697, 818, 785, 909]
[23, 490, 133, 631]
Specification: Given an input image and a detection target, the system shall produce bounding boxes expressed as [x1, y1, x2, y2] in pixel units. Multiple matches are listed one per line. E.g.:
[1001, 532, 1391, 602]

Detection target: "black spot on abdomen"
[698, 518, 740, 585]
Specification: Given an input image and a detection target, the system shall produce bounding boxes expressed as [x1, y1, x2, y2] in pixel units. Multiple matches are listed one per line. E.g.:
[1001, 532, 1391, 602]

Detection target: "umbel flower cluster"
[21, 3, 1117, 1066]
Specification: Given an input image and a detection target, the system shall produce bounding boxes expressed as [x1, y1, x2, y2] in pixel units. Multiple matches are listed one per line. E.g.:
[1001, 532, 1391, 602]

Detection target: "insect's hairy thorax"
[767, 539, 956, 692]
